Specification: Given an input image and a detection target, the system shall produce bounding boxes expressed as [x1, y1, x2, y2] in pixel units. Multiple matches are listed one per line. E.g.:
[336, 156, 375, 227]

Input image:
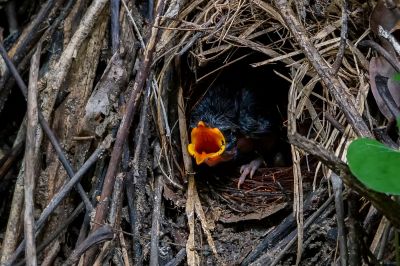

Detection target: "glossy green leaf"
[347, 138, 400, 195]
[394, 73, 400, 82]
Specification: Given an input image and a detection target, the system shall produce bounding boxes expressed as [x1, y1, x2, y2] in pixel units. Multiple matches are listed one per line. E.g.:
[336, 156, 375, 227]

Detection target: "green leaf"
[347, 138, 400, 195]
[394, 73, 400, 82]
[397, 116, 400, 131]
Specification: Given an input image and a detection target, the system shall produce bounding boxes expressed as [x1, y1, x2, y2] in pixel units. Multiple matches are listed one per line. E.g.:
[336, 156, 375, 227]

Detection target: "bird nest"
[1, 0, 397, 265]
[153, 0, 385, 263]
[155, 0, 370, 209]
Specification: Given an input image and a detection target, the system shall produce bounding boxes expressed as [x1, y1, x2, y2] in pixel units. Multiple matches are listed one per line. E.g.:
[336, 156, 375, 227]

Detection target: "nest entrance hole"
[180, 48, 309, 208]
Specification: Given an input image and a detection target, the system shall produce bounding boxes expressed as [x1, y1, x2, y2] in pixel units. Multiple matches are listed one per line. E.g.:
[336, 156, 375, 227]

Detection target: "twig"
[375, 75, 400, 118]
[0, 120, 26, 264]
[267, 195, 335, 266]
[91, 0, 165, 235]
[0, 41, 93, 212]
[5, 137, 111, 265]
[177, 80, 221, 262]
[288, 61, 304, 265]
[241, 183, 327, 265]
[5, 0, 18, 34]
[23, 41, 42, 266]
[76, 160, 108, 247]
[273, 0, 373, 138]
[121, 0, 145, 48]
[111, 0, 120, 54]
[0, 0, 75, 114]
[96, 172, 124, 264]
[325, 112, 345, 134]
[347, 191, 361, 265]
[377, 223, 391, 260]
[7, 0, 57, 63]
[124, 83, 151, 265]
[126, 0, 175, 188]
[109, 173, 125, 227]
[43, 0, 109, 124]
[40, 241, 59, 266]
[331, 0, 348, 75]
[378, 25, 400, 56]
[62, 225, 114, 266]
[36, 138, 109, 231]
[122, 0, 173, 144]
[14, 203, 85, 266]
[119, 232, 131, 266]
[359, 40, 400, 72]
[177, 86, 199, 265]
[0, 0, 59, 111]
[152, 82, 182, 189]
[331, 173, 348, 266]
[165, 248, 186, 266]
[363, 206, 380, 236]
[0, 140, 24, 181]
[395, 229, 400, 266]
[150, 139, 165, 266]
[125, 169, 141, 264]
[38, 202, 84, 254]
[150, 172, 164, 266]
[93, 241, 112, 266]
[288, 133, 400, 228]
[370, 217, 389, 255]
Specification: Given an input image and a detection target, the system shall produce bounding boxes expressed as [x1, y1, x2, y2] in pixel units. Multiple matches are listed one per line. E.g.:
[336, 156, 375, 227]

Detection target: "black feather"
[238, 88, 276, 138]
[190, 85, 276, 153]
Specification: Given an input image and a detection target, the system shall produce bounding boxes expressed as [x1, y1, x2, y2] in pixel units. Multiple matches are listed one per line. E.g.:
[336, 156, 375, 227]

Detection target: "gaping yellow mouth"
[188, 121, 226, 165]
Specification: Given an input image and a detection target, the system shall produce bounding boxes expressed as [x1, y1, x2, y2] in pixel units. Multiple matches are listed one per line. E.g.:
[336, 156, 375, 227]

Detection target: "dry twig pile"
[0, 0, 399, 265]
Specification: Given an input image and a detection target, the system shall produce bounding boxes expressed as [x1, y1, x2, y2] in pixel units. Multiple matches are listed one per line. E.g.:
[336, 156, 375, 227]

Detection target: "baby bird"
[188, 85, 279, 188]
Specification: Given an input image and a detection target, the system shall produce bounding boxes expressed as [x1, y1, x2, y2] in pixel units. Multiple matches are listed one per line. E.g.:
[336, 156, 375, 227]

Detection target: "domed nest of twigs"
[1, 0, 399, 265]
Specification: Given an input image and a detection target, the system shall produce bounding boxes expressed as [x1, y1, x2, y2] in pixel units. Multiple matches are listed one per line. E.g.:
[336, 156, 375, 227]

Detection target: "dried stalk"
[0, 116, 26, 265]
[23, 42, 42, 266]
[111, 0, 120, 54]
[288, 133, 400, 228]
[0, 122, 26, 264]
[347, 191, 361, 265]
[0, 41, 93, 212]
[177, 87, 199, 266]
[6, 137, 111, 265]
[125, 83, 151, 265]
[331, 173, 348, 265]
[150, 172, 164, 266]
[62, 225, 114, 266]
[242, 184, 327, 265]
[42, 0, 109, 121]
[359, 40, 400, 72]
[331, 0, 348, 75]
[14, 203, 85, 266]
[0, 0, 60, 111]
[88, 1, 166, 264]
[267, 195, 335, 266]
[165, 248, 186, 266]
[273, 0, 372, 138]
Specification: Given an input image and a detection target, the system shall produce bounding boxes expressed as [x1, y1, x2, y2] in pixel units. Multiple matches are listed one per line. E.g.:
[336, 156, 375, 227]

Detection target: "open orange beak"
[188, 121, 226, 165]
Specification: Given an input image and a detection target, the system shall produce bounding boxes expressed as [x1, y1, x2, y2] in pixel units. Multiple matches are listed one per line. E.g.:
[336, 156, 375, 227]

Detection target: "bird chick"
[188, 85, 279, 188]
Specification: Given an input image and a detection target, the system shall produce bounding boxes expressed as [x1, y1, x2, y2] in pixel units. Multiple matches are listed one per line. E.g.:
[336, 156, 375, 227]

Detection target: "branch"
[62, 225, 114, 266]
[24, 41, 42, 266]
[90, 0, 166, 242]
[273, 0, 373, 138]
[288, 133, 400, 228]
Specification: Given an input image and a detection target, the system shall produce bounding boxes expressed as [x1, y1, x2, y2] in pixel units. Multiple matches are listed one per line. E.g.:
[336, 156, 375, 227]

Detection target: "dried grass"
[154, 0, 374, 264]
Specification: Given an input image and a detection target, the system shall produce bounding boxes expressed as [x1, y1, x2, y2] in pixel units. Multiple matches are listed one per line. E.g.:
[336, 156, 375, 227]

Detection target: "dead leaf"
[218, 202, 288, 223]
[369, 56, 400, 119]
